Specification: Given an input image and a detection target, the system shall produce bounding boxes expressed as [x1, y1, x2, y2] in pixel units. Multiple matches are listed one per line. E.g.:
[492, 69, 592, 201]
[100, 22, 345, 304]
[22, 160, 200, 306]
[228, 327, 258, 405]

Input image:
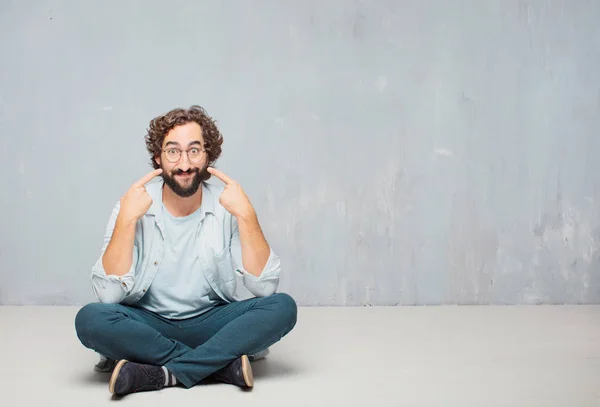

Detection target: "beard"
[161, 163, 208, 198]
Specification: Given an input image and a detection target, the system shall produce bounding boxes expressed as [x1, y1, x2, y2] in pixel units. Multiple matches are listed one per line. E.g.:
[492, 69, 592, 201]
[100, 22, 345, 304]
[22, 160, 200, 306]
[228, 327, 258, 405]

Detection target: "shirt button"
[143, 288, 147, 293]
[121, 282, 126, 287]
[154, 261, 158, 266]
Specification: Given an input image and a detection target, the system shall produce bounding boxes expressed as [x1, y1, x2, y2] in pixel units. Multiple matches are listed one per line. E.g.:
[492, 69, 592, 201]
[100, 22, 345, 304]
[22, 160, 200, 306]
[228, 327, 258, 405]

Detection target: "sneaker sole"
[109, 359, 129, 394]
[241, 355, 254, 388]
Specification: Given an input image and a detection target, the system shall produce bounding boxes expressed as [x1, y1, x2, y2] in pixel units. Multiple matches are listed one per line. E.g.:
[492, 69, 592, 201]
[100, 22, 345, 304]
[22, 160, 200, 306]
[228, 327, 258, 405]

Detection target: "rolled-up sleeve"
[229, 217, 281, 297]
[90, 201, 138, 304]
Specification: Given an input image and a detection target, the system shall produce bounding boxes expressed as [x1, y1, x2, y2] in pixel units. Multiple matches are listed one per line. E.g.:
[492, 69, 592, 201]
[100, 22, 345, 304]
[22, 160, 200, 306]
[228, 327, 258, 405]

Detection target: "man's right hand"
[118, 168, 163, 224]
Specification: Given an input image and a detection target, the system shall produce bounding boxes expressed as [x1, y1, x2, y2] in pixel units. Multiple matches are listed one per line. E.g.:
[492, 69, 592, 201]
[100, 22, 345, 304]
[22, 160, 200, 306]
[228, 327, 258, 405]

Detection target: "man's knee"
[271, 293, 298, 329]
[74, 302, 119, 346]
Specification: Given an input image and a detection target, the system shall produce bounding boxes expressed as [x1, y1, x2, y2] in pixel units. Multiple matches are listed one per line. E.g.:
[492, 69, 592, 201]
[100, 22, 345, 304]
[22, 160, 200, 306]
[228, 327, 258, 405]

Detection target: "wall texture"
[1, 0, 599, 305]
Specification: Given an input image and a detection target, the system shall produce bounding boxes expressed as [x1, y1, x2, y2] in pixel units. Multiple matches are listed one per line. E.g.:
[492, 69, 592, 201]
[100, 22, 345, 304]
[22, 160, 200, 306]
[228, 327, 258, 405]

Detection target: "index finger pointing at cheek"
[207, 167, 235, 185]
[135, 168, 163, 187]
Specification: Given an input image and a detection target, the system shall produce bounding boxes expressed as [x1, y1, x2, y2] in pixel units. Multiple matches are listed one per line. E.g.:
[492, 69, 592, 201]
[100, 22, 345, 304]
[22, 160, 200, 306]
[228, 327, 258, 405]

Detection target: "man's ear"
[155, 156, 161, 167]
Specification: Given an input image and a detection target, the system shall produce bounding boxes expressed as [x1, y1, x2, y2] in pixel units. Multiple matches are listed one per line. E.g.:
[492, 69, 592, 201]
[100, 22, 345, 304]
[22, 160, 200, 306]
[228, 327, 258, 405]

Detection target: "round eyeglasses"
[162, 147, 206, 163]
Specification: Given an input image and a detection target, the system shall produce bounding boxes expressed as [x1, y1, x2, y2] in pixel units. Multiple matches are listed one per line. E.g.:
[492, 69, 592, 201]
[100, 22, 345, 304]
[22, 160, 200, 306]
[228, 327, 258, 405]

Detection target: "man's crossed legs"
[75, 293, 297, 396]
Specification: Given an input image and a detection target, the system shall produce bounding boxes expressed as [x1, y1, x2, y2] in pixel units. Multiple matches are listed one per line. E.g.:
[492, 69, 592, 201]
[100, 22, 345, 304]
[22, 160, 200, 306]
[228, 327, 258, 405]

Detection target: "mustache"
[172, 168, 200, 176]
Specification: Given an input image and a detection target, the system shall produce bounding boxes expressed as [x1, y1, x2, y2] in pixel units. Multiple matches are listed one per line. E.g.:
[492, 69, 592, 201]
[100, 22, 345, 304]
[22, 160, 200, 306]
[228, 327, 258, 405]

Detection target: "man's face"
[155, 122, 208, 198]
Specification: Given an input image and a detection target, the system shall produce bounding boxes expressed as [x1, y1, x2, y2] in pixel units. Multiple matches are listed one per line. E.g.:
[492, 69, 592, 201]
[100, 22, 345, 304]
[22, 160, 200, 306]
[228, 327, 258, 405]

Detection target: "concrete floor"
[1, 305, 599, 406]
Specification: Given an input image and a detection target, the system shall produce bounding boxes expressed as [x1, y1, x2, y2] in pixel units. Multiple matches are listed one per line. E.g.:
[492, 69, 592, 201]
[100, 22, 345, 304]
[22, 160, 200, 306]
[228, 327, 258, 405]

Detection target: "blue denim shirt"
[90, 179, 281, 304]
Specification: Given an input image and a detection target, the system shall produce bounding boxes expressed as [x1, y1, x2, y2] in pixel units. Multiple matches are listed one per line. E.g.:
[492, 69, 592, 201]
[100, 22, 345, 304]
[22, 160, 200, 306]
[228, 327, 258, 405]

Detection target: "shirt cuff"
[234, 248, 280, 281]
[235, 248, 281, 297]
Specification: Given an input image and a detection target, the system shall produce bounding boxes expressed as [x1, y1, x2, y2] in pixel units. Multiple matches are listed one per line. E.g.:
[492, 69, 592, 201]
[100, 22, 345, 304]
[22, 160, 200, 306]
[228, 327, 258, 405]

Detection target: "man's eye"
[190, 148, 200, 154]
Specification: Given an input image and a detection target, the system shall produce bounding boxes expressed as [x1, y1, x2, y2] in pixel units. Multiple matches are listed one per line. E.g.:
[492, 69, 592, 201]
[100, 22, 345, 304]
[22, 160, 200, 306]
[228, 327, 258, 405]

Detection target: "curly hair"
[145, 105, 223, 177]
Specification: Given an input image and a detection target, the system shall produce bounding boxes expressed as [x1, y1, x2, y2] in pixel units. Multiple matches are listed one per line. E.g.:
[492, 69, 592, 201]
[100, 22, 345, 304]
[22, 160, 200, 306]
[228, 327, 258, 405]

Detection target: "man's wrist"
[235, 208, 258, 226]
[116, 213, 138, 229]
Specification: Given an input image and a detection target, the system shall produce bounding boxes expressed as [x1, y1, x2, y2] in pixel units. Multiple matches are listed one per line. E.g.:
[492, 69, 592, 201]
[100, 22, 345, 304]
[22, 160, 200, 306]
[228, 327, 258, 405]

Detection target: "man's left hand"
[207, 167, 255, 220]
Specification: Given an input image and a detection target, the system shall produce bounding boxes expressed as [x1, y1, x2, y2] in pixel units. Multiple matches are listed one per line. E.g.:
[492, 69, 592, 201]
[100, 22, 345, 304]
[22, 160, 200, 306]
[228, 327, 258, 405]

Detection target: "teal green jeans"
[74, 293, 297, 388]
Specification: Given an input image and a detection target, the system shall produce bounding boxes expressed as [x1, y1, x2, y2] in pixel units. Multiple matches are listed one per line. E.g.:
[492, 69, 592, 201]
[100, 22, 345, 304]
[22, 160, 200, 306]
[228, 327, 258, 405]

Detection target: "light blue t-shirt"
[136, 203, 223, 319]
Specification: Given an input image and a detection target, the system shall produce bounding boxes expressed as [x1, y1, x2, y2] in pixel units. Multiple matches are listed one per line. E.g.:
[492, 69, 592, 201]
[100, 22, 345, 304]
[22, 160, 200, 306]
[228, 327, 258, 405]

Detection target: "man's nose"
[178, 151, 191, 170]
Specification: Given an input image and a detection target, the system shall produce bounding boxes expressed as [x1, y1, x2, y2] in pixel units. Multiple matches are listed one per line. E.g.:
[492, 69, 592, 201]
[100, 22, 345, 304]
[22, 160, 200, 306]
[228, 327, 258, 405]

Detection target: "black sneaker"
[109, 360, 167, 396]
[209, 355, 254, 388]
[94, 349, 267, 373]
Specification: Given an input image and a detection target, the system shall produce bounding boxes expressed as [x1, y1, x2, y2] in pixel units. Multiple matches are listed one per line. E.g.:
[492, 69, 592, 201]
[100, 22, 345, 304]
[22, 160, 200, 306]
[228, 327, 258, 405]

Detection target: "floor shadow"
[78, 371, 111, 385]
[251, 358, 301, 378]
